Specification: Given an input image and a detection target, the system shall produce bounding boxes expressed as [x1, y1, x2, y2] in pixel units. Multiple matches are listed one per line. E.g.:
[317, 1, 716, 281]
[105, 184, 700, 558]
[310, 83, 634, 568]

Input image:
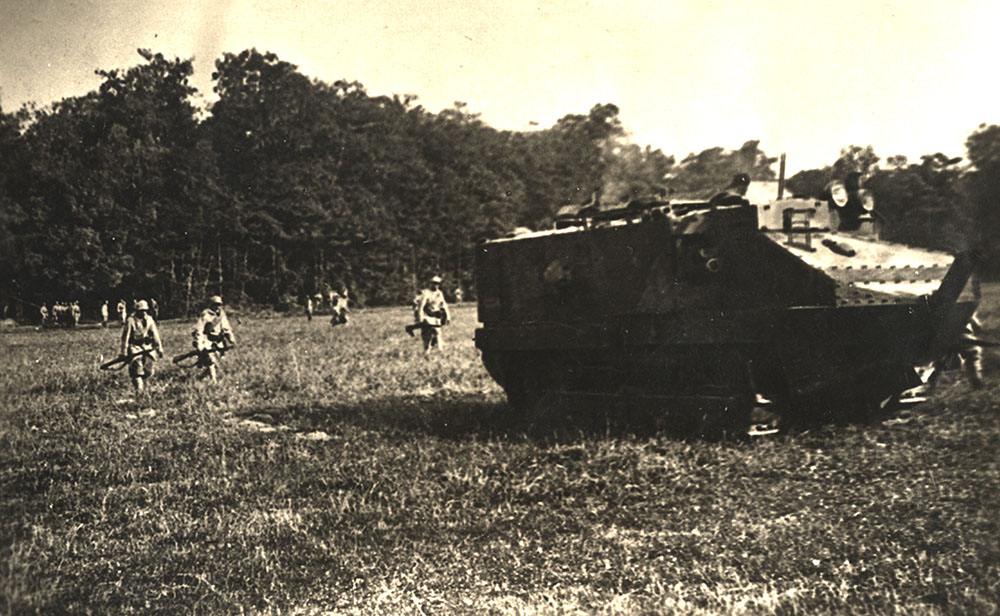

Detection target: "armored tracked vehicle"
[474, 178, 979, 432]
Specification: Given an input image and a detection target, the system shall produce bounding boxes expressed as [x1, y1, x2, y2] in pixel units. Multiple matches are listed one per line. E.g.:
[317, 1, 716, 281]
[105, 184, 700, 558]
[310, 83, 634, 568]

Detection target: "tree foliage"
[964, 124, 1000, 275]
[0, 51, 678, 315]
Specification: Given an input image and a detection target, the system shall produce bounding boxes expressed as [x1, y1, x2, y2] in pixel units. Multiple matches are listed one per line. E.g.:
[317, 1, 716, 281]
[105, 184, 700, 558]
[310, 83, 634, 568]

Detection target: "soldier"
[958, 313, 985, 389]
[149, 297, 159, 319]
[330, 291, 349, 326]
[70, 301, 81, 327]
[100, 300, 109, 328]
[117, 299, 127, 325]
[306, 296, 313, 321]
[408, 275, 450, 354]
[191, 295, 235, 383]
[708, 173, 751, 207]
[453, 287, 464, 303]
[39, 303, 49, 327]
[922, 312, 986, 392]
[120, 300, 163, 392]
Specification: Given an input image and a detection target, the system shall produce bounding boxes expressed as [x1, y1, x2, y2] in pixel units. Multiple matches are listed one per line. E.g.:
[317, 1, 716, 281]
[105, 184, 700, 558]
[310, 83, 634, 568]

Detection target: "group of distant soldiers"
[299, 276, 459, 355]
[40, 298, 160, 329]
[38, 301, 83, 327]
[305, 289, 350, 325]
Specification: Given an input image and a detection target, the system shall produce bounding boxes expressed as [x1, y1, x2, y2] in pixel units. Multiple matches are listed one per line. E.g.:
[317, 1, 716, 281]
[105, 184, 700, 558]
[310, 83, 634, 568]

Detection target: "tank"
[474, 179, 980, 433]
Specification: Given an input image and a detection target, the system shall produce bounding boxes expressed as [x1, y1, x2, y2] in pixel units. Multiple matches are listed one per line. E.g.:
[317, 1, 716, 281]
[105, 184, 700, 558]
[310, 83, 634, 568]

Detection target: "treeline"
[1, 49, 998, 318]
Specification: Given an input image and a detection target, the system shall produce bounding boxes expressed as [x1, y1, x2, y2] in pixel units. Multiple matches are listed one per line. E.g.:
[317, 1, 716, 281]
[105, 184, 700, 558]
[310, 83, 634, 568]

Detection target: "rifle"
[172, 341, 234, 367]
[404, 312, 451, 337]
[99, 347, 158, 371]
[405, 305, 449, 336]
[404, 321, 441, 336]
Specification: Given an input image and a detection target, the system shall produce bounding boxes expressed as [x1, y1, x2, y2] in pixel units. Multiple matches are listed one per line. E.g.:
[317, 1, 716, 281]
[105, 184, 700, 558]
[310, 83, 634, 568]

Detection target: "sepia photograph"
[1, 0, 998, 613]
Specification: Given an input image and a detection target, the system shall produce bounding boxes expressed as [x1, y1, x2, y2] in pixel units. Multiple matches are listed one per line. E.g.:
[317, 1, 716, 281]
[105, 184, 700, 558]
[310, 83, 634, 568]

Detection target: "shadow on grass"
[235, 390, 735, 444]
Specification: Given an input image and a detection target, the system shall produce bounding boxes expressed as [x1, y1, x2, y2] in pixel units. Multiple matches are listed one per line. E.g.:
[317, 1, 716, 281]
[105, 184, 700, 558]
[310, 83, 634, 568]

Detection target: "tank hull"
[475, 199, 978, 430]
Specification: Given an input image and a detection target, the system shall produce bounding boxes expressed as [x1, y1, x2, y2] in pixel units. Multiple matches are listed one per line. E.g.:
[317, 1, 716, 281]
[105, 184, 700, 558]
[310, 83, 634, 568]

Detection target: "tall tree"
[964, 124, 1000, 275]
[832, 144, 880, 178]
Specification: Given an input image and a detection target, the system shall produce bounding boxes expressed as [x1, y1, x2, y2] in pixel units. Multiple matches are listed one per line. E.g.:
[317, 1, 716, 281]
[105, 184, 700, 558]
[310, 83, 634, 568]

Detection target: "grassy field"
[1, 293, 998, 615]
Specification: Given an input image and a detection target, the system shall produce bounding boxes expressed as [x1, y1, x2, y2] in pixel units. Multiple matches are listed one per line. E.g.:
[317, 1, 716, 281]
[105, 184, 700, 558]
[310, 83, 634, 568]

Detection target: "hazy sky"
[2, 0, 998, 174]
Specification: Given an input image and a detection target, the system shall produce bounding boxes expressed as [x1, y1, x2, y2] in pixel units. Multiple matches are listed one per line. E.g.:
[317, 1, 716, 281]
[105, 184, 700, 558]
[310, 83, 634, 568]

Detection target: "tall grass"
[1, 299, 998, 614]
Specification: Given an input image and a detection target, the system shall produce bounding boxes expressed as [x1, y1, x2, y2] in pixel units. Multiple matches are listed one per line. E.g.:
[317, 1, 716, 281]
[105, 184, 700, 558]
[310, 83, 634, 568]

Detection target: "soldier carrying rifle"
[120, 300, 163, 392]
[406, 275, 450, 354]
[191, 295, 235, 383]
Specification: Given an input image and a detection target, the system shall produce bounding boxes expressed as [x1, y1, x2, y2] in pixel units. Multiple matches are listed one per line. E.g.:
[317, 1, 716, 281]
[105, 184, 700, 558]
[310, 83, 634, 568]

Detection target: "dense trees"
[964, 124, 1000, 275]
[0, 50, 680, 316]
[1, 49, 997, 318]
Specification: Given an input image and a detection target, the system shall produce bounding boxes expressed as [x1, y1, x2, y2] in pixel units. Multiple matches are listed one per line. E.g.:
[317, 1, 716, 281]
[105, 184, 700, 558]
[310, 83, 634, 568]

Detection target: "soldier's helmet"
[209, 295, 223, 306]
[134, 300, 150, 312]
[431, 275, 443, 285]
[730, 173, 751, 195]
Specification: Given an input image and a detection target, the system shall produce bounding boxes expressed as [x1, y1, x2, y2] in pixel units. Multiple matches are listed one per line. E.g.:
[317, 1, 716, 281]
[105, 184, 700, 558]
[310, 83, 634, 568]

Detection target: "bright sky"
[2, 0, 998, 174]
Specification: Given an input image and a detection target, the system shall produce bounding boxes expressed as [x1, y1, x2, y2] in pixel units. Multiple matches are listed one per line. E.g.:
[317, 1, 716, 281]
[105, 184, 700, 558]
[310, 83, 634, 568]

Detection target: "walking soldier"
[192, 295, 235, 382]
[120, 300, 163, 392]
[407, 275, 450, 354]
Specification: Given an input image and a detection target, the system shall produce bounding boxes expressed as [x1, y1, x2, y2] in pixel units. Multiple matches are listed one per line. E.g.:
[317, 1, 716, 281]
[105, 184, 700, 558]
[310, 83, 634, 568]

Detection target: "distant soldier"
[149, 297, 159, 319]
[39, 304, 49, 326]
[100, 300, 109, 328]
[70, 301, 81, 327]
[120, 300, 163, 392]
[708, 173, 751, 207]
[116, 299, 127, 325]
[313, 292, 324, 310]
[330, 291, 349, 326]
[191, 295, 235, 383]
[454, 287, 464, 303]
[306, 296, 314, 321]
[407, 275, 450, 354]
